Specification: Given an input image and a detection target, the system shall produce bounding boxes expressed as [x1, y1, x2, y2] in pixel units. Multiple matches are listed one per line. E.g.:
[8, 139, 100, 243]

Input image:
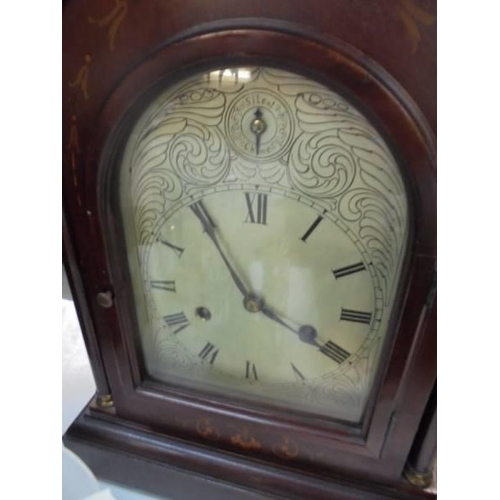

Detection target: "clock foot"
[96, 393, 114, 409]
[403, 462, 434, 489]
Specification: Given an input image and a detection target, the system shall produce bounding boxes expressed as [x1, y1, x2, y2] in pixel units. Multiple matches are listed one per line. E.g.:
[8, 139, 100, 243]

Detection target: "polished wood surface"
[63, 1, 436, 497]
[65, 405, 436, 500]
[63, 207, 111, 397]
[408, 382, 437, 475]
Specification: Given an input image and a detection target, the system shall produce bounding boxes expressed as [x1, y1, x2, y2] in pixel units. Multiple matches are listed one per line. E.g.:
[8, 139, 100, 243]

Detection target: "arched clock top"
[113, 64, 412, 423]
[124, 66, 409, 309]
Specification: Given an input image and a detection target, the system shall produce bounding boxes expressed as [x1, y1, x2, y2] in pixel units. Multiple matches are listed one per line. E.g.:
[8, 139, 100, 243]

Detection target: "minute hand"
[190, 202, 249, 298]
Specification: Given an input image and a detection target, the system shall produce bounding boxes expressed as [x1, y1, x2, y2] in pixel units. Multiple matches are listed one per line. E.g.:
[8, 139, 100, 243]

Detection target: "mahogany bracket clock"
[63, 1, 436, 498]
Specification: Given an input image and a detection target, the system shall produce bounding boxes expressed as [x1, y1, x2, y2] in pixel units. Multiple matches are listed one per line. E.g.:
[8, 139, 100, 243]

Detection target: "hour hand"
[260, 303, 320, 348]
[190, 200, 249, 298]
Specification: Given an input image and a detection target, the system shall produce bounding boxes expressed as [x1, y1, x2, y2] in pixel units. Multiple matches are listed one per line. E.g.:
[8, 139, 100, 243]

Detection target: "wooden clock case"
[62, 1, 436, 499]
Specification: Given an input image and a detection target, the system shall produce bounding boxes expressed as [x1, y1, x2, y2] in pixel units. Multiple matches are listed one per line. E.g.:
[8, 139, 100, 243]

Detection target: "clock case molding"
[62, 5, 436, 500]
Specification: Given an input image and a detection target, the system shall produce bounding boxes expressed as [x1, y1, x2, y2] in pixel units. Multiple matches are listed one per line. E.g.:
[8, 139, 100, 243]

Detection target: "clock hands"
[260, 305, 321, 348]
[190, 200, 320, 348]
[244, 294, 321, 348]
[190, 201, 250, 299]
[250, 108, 266, 155]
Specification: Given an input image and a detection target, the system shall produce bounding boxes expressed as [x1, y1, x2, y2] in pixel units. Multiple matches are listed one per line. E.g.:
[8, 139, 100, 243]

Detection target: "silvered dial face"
[119, 66, 408, 423]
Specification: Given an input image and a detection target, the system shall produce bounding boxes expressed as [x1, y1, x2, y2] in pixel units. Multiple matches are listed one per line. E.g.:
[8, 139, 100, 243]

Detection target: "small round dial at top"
[226, 88, 294, 160]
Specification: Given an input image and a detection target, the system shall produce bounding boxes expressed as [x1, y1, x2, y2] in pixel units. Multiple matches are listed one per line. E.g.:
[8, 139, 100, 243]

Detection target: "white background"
[62, 296, 161, 499]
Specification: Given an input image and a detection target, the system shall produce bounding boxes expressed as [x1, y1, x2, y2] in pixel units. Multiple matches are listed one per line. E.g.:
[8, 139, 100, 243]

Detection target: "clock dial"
[226, 88, 294, 160]
[146, 189, 378, 383]
[119, 66, 408, 423]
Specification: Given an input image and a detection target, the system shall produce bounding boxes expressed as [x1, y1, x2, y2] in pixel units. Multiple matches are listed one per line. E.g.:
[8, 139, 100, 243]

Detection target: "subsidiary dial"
[226, 89, 294, 161]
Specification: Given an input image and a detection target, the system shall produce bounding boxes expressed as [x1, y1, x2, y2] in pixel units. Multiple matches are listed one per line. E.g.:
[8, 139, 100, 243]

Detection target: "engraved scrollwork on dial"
[260, 67, 325, 97]
[288, 89, 407, 304]
[311, 337, 383, 419]
[311, 374, 363, 415]
[288, 131, 357, 198]
[348, 337, 382, 397]
[168, 123, 230, 187]
[289, 91, 370, 198]
[285, 91, 366, 199]
[145, 86, 228, 132]
[295, 91, 354, 129]
[133, 173, 183, 245]
[130, 117, 186, 198]
[231, 156, 287, 185]
[151, 326, 192, 366]
[338, 188, 401, 304]
[128, 85, 232, 242]
[338, 129, 406, 306]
